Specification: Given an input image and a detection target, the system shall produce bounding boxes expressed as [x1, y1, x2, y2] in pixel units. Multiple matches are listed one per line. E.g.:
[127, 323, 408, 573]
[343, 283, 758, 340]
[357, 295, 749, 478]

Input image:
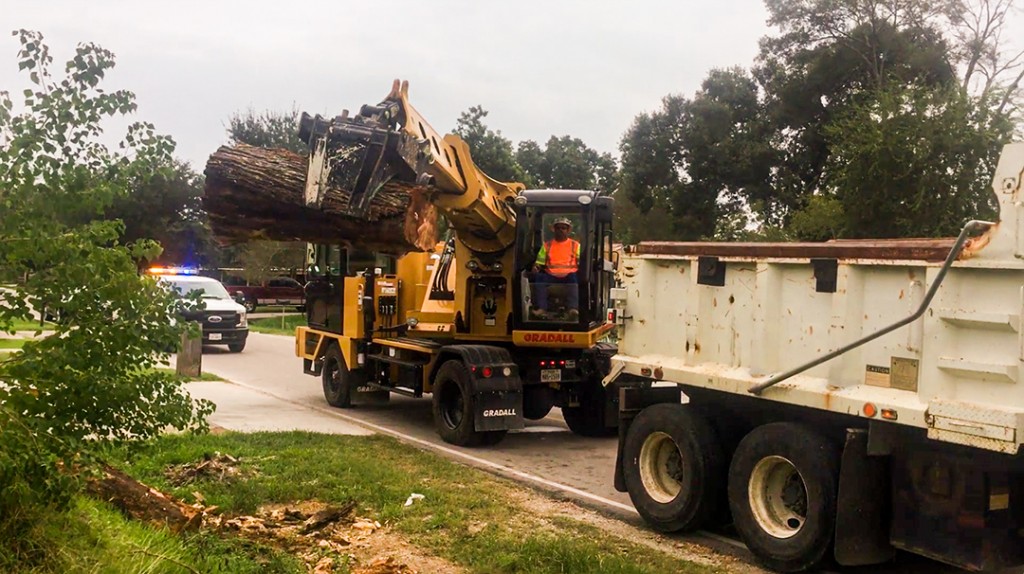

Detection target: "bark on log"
[202, 144, 438, 253]
[86, 464, 202, 532]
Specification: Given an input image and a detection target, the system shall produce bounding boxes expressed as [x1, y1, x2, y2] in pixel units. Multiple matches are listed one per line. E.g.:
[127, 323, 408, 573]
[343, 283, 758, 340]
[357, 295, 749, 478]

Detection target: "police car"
[150, 267, 249, 353]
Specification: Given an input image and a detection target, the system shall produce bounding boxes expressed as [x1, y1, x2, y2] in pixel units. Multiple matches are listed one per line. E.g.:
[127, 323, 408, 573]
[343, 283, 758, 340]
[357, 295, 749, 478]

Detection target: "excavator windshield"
[524, 211, 586, 324]
[513, 190, 614, 330]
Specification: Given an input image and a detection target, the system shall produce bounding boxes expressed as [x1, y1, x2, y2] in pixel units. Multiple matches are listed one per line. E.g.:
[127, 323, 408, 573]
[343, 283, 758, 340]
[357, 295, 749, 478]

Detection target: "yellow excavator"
[294, 80, 619, 446]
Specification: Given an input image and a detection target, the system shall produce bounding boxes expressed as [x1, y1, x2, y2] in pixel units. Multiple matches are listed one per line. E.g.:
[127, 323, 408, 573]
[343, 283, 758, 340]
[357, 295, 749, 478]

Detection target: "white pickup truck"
[607, 144, 1024, 572]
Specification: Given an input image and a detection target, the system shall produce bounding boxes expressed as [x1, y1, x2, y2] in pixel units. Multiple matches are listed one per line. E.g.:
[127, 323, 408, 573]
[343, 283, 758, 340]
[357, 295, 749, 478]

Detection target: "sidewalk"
[186, 379, 373, 436]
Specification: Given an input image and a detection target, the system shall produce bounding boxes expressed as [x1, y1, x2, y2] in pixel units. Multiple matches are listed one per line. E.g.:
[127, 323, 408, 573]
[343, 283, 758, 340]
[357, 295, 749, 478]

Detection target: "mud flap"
[473, 378, 524, 432]
[835, 428, 895, 566]
[351, 384, 391, 406]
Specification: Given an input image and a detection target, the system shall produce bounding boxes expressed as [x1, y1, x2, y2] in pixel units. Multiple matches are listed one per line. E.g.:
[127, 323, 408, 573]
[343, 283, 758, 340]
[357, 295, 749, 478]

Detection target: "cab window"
[521, 211, 584, 324]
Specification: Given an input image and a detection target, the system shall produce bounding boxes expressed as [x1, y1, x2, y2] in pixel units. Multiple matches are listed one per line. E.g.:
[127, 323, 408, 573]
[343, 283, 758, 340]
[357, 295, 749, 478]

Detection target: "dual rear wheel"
[622, 404, 840, 573]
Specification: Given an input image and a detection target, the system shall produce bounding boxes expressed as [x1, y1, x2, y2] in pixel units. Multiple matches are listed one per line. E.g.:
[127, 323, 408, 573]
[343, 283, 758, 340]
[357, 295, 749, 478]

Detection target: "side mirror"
[233, 291, 245, 303]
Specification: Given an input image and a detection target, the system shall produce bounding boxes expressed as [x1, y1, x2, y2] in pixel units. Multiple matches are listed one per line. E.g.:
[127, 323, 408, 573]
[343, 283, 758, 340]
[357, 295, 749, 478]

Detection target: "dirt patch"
[203, 499, 461, 574]
[159, 453, 460, 574]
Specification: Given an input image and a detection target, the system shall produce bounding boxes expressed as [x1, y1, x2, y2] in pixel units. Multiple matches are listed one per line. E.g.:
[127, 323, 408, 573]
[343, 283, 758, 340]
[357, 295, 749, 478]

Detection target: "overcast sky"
[5, 1, 772, 169]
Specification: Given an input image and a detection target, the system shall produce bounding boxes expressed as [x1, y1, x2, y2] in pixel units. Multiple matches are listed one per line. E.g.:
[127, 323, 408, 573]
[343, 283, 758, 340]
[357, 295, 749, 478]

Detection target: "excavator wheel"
[562, 382, 616, 437]
[321, 345, 364, 408]
[431, 359, 504, 447]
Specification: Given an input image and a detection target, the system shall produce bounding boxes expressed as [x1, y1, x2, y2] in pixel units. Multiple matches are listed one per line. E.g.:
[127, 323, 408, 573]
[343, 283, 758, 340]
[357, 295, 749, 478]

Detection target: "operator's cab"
[513, 190, 615, 332]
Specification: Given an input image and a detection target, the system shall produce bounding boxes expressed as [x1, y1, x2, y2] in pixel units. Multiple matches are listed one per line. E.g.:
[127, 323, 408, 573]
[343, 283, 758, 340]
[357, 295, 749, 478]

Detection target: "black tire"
[431, 360, 484, 447]
[228, 341, 246, 353]
[622, 403, 726, 533]
[562, 383, 616, 437]
[728, 423, 840, 573]
[321, 345, 364, 408]
[523, 386, 555, 420]
[243, 298, 258, 313]
[480, 430, 508, 446]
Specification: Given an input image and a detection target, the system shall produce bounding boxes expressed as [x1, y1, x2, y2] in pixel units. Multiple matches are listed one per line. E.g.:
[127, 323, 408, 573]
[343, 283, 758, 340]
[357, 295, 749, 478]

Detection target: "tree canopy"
[619, 0, 1020, 241]
[103, 159, 219, 268]
[453, 105, 528, 184]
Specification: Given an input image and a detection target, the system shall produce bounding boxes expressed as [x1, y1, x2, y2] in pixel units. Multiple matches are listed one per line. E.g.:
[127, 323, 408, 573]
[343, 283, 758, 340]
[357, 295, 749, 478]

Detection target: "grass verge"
[3, 318, 55, 332]
[102, 432, 723, 574]
[0, 338, 26, 349]
[154, 367, 224, 382]
[254, 305, 304, 314]
[248, 315, 305, 336]
[1, 496, 303, 573]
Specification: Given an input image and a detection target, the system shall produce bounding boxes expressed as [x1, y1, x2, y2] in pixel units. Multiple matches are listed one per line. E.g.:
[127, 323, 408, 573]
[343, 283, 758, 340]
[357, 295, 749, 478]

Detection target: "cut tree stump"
[202, 144, 438, 253]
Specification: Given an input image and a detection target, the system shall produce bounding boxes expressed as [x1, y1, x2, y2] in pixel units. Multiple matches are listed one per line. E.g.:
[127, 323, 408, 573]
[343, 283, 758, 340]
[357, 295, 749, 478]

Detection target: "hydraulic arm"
[299, 79, 524, 254]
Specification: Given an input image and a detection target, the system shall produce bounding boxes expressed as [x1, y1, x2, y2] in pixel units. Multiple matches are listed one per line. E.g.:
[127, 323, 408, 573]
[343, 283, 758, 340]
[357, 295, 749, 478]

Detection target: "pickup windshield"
[162, 278, 231, 300]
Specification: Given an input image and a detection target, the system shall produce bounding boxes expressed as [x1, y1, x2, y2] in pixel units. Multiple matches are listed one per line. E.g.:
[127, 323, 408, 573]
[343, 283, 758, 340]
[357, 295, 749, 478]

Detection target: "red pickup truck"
[226, 276, 305, 313]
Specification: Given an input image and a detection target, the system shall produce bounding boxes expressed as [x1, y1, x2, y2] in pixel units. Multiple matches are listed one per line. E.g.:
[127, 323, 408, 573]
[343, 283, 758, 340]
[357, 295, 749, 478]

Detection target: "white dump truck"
[606, 144, 1024, 572]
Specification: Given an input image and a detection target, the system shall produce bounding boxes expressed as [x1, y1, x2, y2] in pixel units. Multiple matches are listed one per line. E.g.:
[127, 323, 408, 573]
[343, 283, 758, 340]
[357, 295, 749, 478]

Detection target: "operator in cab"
[531, 217, 580, 320]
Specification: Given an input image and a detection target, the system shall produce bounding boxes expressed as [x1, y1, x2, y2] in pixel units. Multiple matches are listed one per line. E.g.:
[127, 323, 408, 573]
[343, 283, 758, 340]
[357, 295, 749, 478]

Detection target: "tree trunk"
[202, 144, 438, 253]
[86, 464, 202, 532]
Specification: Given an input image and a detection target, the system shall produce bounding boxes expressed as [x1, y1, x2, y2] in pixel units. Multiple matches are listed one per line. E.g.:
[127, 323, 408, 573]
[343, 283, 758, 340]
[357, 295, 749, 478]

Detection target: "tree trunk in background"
[202, 144, 438, 253]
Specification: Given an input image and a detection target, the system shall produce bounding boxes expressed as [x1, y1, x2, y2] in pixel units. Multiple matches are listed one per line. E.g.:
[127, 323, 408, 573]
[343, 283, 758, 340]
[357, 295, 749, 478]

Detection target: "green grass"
[254, 306, 303, 313]
[248, 315, 305, 336]
[154, 367, 224, 382]
[0, 338, 26, 349]
[107, 432, 721, 574]
[3, 318, 54, 332]
[1, 496, 303, 574]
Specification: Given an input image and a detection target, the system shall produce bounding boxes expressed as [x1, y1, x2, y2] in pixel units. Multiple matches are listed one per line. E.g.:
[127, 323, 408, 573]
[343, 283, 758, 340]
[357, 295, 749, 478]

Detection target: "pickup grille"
[200, 311, 239, 329]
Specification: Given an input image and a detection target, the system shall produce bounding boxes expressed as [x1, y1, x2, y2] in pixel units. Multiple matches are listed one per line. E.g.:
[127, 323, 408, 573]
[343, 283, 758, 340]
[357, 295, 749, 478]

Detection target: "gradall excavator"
[294, 80, 619, 446]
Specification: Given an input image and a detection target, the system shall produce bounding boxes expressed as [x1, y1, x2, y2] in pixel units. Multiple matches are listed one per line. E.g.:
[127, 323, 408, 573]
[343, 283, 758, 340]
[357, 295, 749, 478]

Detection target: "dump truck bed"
[610, 145, 1024, 455]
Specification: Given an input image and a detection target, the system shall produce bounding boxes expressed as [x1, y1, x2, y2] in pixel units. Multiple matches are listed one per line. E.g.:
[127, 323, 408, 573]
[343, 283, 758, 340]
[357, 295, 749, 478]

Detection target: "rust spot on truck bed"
[961, 223, 997, 258]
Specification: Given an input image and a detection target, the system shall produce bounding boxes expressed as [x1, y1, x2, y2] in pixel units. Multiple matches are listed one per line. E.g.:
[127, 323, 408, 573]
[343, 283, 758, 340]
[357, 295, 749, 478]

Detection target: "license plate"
[209, 333, 222, 341]
[541, 369, 561, 382]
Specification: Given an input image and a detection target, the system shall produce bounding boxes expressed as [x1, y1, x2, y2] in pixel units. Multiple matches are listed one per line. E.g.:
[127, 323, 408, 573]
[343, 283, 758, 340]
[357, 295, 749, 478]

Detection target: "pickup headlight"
[238, 310, 248, 328]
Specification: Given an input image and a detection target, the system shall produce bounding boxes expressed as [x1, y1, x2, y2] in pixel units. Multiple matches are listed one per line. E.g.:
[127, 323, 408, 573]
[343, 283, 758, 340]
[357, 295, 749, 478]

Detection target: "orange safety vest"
[537, 238, 580, 278]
